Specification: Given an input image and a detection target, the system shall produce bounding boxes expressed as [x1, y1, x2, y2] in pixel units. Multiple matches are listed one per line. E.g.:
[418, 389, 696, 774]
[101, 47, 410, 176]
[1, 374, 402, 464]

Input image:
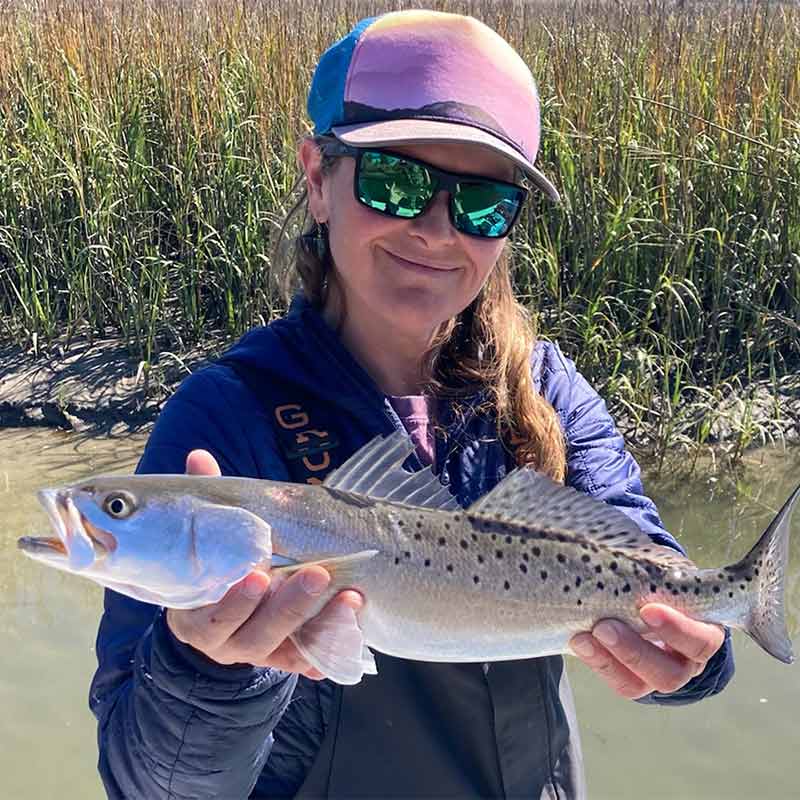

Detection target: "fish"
[18, 432, 797, 685]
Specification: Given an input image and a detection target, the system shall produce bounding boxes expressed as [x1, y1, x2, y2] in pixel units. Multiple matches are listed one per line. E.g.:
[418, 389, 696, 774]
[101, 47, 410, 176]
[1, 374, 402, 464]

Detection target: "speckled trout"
[18, 433, 797, 684]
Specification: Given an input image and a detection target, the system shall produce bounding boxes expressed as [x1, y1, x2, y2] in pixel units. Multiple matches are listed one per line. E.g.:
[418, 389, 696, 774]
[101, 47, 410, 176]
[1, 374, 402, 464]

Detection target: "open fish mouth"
[18, 490, 117, 565]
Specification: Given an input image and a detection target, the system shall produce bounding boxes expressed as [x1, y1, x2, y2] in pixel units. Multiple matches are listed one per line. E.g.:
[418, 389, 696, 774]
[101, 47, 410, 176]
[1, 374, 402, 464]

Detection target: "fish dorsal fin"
[468, 468, 694, 566]
[323, 432, 461, 511]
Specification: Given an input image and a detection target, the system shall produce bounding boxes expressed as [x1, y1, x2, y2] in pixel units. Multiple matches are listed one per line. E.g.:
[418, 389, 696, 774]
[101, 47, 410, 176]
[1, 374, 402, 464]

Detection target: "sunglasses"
[320, 141, 529, 239]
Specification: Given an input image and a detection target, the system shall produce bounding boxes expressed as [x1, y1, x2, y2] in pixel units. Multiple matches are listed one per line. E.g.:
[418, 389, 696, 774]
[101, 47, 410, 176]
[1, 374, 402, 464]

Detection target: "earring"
[300, 220, 329, 263]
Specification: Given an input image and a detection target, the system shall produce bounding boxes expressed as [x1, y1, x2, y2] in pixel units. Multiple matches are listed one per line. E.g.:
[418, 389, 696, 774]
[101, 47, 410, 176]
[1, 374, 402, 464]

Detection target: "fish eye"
[103, 492, 136, 519]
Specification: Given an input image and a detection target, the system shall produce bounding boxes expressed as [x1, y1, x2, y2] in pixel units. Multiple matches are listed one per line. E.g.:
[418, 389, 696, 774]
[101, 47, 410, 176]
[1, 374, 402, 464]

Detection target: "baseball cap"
[307, 9, 559, 202]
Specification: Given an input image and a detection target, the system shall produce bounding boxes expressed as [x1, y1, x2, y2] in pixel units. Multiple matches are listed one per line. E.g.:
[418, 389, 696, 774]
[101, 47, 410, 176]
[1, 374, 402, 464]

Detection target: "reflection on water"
[0, 429, 142, 800]
[1, 429, 798, 800]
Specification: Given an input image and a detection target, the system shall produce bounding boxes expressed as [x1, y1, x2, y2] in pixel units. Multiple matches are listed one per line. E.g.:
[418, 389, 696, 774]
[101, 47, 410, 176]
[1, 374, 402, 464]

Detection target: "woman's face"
[300, 138, 517, 342]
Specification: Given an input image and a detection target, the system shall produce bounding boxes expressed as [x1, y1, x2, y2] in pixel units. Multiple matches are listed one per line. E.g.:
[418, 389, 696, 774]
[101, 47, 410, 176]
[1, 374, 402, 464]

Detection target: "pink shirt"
[388, 395, 436, 469]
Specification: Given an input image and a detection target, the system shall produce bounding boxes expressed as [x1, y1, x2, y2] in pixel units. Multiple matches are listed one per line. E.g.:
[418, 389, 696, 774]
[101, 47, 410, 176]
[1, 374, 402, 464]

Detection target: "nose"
[407, 189, 457, 246]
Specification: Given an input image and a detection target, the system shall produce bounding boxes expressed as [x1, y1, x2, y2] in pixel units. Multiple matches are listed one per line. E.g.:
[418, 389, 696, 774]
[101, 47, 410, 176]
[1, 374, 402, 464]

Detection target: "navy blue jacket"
[90, 295, 734, 799]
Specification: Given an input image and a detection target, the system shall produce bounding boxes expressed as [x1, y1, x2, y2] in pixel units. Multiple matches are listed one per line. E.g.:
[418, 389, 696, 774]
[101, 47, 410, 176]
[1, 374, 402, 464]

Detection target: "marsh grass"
[0, 0, 798, 463]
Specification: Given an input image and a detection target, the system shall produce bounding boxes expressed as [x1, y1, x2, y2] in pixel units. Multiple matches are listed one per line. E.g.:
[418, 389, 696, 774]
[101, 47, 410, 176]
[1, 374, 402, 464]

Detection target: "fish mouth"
[18, 489, 117, 564]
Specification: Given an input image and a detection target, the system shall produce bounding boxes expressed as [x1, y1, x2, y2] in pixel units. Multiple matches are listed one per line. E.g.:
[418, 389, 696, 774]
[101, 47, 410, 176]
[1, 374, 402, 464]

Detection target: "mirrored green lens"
[452, 183, 523, 238]
[357, 152, 433, 218]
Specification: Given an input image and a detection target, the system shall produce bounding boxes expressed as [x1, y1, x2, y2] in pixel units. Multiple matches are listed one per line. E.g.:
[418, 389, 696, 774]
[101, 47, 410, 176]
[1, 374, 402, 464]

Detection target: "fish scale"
[18, 431, 798, 684]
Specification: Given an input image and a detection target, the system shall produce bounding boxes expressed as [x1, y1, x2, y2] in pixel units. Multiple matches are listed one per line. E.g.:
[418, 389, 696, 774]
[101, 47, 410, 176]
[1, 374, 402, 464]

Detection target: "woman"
[90, 10, 733, 799]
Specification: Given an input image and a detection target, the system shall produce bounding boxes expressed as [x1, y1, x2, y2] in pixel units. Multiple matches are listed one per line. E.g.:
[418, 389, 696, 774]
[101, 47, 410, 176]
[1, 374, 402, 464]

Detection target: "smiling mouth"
[383, 248, 457, 272]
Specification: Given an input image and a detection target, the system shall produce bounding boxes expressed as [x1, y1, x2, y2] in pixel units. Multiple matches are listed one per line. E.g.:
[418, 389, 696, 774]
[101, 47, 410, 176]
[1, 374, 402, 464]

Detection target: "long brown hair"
[273, 136, 567, 482]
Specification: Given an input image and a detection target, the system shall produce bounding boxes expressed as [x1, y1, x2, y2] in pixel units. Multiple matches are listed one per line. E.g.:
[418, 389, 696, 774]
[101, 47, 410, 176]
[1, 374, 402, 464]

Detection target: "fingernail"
[640, 607, 663, 628]
[301, 569, 329, 596]
[242, 573, 267, 599]
[594, 621, 619, 647]
[571, 637, 595, 658]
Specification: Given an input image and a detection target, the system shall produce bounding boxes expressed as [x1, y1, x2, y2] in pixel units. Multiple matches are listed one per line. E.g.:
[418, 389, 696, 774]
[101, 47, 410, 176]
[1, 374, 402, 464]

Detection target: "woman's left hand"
[569, 603, 725, 699]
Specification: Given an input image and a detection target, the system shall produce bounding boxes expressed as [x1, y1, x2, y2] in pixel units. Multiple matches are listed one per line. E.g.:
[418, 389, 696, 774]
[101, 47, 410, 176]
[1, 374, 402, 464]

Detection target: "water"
[1, 428, 798, 799]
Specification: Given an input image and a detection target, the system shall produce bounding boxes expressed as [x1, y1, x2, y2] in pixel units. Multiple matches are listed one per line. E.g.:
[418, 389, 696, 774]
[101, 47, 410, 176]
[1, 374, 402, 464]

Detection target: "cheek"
[467, 240, 506, 284]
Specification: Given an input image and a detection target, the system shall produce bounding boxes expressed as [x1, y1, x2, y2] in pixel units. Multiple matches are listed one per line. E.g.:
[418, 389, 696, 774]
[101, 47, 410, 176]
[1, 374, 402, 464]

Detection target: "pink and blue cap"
[307, 10, 559, 202]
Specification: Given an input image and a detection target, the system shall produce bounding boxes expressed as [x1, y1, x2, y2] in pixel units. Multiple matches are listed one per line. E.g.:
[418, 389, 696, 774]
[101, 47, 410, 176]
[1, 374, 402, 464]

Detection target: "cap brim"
[331, 118, 560, 202]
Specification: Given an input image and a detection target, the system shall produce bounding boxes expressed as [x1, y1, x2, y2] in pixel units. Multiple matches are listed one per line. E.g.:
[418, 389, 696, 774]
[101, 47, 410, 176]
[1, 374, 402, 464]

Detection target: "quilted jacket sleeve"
[537, 341, 735, 705]
[89, 367, 299, 799]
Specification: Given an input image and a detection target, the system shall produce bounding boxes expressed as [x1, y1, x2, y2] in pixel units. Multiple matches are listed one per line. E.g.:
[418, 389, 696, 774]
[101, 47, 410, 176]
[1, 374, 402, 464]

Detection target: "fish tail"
[727, 482, 800, 665]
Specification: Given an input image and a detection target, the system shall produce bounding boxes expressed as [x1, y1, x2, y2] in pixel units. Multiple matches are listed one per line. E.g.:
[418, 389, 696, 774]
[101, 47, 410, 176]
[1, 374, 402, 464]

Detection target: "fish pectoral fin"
[270, 550, 379, 583]
[290, 601, 378, 685]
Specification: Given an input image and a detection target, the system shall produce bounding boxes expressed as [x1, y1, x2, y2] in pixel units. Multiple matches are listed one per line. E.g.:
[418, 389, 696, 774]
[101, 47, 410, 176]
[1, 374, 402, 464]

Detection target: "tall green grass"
[0, 0, 798, 461]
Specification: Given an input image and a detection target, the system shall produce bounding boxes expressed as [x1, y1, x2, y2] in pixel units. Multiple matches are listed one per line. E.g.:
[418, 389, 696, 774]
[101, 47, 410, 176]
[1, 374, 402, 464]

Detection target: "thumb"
[185, 449, 222, 477]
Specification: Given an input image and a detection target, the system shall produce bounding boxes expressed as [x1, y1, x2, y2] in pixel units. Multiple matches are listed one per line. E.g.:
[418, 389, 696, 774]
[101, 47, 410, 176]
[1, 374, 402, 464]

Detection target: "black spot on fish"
[581, 543, 590, 550]
[532, 547, 541, 557]
[496, 550, 504, 559]
[581, 555, 591, 563]
[453, 514, 461, 522]
[671, 589, 679, 596]
[438, 537, 446, 546]
[575, 576, 582, 587]
[728, 591, 734, 598]
[577, 599, 583, 606]
[446, 564, 454, 573]
[557, 554, 566, 564]
[394, 557, 400, 565]
[745, 576, 752, 582]
[522, 552, 530, 562]
[713, 586, 720, 594]
[694, 587, 701, 595]
[477, 554, 485, 564]
[460, 540, 468, 549]
[506, 536, 513, 545]
[541, 570, 548, 581]
[595, 565, 602, 574]
[681, 586, 689, 593]
[424, 559, 431, 567]
[491, 533, 497, 541]
[444, 522, 451, 531]
[740, 584, 746, 591]
[398, 520, 404, 528]
[665, 582, 673, 590]
[563, 585, 571, 593]
[520, 563, 528, 574]
[610, 562, 618, 571]
[472, 533, 478, 542]
[597, 581, 605, 590]
[414, 533, 422, 541]
[755, 568, 760, 576]
[650, 583, 657, 592]
[504, 581, 511, 591]
[622, 583, 631, 593]
[718, 573, 725, 580]
[728, 575, 735, 583]
[404, 551, 411, 559]
[613, 588, 619, 597]
[474, 575, 480, 584]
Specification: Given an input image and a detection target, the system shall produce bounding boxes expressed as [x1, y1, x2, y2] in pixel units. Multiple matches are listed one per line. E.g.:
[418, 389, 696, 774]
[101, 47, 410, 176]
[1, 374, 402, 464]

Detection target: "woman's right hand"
[166, 449, 363, 679]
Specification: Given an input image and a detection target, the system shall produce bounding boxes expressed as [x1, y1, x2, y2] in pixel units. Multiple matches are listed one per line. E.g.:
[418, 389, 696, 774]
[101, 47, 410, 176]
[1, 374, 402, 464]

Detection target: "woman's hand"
[166, 449, 362, 679]
[569, 604, 725, 699]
